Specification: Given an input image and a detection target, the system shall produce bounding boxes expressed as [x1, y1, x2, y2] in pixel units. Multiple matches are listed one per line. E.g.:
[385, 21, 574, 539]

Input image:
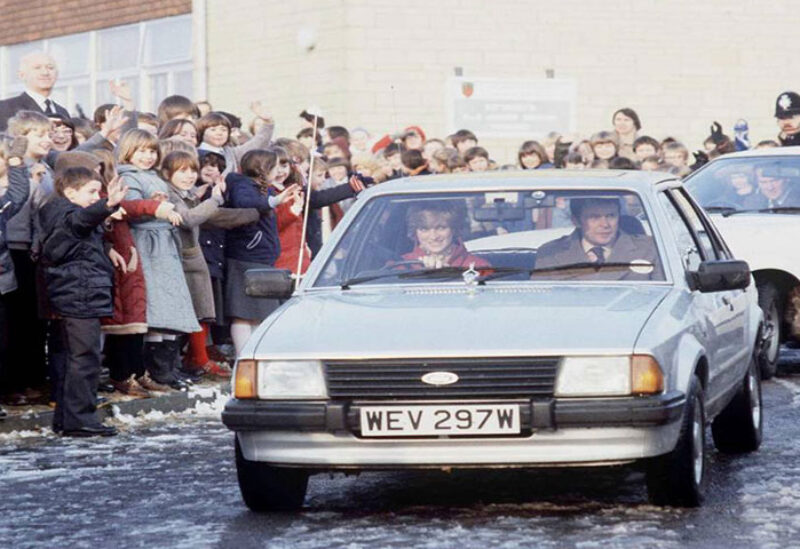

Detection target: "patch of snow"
[0, 428, 55, 441]
[771, 378, 800, 407]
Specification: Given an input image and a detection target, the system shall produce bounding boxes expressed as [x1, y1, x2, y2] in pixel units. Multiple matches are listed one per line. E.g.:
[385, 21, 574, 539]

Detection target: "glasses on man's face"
[50, 127, 73, 137]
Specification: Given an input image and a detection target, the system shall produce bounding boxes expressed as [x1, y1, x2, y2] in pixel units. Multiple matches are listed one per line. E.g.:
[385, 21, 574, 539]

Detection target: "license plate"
[359, 404, 520, 437]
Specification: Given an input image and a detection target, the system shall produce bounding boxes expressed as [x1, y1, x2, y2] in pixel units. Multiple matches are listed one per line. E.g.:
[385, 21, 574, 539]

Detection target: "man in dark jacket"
[39, 166, 127, 436]
[0, 52, 69, 131]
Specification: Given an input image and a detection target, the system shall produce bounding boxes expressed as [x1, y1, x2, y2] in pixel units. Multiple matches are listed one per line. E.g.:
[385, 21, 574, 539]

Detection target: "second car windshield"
[314, 189, 666, 287]
[685, 157, 800, 213]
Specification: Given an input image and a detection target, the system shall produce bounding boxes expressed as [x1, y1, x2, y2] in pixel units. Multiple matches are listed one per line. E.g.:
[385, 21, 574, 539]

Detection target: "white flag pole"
[294, 111, 320, 282]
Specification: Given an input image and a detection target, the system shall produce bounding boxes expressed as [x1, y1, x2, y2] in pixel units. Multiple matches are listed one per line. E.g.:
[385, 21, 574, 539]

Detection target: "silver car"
[223, 171, 763, 511]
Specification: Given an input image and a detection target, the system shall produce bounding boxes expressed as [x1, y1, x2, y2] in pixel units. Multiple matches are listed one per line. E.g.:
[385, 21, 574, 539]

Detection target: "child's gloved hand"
[9, 136, 28, 158]
[167, 211, 183, 226]
[710, 121, 725, 145]
[108, 247, 127, 274]
[127, 246, 138, 272]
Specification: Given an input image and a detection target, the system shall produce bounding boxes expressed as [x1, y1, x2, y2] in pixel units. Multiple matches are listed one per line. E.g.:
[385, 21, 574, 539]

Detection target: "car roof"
[708, 146, 800, 160]
[362, 169, 678, 197]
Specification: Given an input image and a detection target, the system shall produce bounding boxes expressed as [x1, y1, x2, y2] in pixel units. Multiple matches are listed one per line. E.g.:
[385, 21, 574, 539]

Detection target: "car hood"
[710, 213, 800, 276]
[248, 285, 671, 359]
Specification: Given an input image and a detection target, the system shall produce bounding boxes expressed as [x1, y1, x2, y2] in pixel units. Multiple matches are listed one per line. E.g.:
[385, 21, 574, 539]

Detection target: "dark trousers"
[104, 333, 145, 382]
[4, 249, 47, 393]
[0, 293, 9, 394]
[47, 321, 67, 402]
[53, 317, 102, 431]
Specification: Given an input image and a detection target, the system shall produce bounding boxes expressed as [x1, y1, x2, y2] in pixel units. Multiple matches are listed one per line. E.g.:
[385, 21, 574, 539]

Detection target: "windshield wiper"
[531, 261, 651, 276]
[715, 206, 800, 217]
[477, 261, 653, 282]
[756, 206, 800, 214]
[704, 206, 739, 216]
[340, 266, 467, 289]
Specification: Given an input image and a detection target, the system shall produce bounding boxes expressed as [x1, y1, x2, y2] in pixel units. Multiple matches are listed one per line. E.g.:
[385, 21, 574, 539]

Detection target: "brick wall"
[0, 0, 191, 46]
[207, 0, 800, 163]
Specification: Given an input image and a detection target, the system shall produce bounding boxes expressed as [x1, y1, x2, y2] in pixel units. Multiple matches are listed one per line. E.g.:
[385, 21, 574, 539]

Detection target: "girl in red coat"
[269, 146, 364, 275]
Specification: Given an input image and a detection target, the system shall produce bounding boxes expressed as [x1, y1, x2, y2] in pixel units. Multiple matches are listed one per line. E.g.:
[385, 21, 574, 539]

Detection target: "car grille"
[324, 357, 558, 400]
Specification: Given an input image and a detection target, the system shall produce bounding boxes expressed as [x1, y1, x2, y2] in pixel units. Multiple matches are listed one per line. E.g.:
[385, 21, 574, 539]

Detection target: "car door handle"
[721, 295, 734, 310]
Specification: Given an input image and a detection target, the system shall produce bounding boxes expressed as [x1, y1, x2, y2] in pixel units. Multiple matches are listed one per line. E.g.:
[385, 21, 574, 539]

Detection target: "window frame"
[0, 14, 195, 115]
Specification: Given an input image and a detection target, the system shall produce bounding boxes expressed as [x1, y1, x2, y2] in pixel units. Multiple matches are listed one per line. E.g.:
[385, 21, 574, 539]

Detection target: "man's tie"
[44, 99, 55, 116]
[589, 246, 605, 264]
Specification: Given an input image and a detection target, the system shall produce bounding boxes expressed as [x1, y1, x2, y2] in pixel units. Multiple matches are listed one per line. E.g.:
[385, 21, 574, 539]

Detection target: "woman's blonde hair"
[7, 110, 51, 138]
[116, 128, 160, 166]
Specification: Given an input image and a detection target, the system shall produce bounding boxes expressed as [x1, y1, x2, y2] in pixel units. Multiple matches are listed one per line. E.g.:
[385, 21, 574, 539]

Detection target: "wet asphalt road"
[3, 364, 800, 548]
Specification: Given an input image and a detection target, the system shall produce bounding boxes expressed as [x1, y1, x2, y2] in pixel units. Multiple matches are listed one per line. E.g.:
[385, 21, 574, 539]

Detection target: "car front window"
[685, 156, 800, 214]
[313, 189, 666, 287]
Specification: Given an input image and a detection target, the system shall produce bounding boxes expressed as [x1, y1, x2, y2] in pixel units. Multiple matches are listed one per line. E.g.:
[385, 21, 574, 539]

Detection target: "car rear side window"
[668, 190, 718, 260]
[658, 192, 703, 271]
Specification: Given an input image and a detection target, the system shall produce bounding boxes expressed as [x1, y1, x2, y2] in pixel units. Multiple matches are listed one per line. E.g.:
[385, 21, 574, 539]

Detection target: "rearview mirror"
[245, 268, 295, 299]
[692, 259, 750, 293]
[473, 202, 525, 222]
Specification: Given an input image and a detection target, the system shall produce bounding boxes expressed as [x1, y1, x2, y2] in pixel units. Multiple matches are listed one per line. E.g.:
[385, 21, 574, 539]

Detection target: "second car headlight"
[555, 356, 632, 397]
[257, 360, 328, 399]
[554, 355, 664, 397]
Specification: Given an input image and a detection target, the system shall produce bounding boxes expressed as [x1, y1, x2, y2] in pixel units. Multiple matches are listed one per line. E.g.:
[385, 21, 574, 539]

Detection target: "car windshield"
[685, 156, 800, 214]
[313, 189, 666, 287]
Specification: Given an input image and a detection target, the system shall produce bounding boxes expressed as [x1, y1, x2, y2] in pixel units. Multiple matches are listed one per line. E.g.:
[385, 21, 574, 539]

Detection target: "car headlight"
[255, 360, 327, 399]
[554, 355, 663, 397]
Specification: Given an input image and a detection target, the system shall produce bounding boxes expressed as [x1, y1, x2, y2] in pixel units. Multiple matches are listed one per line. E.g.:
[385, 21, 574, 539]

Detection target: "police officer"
[775, 91, 800, 146]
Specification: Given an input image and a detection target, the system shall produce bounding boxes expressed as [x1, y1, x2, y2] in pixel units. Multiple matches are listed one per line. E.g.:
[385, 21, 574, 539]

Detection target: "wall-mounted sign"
[446, 77, 576, 138]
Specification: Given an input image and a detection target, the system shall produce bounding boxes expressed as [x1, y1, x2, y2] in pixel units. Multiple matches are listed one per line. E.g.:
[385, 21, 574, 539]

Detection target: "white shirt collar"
[581, 237, 615, 259]
[24, 90, 52, 111]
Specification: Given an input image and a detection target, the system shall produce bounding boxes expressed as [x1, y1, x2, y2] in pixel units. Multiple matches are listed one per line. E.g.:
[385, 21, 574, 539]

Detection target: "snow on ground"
[2, 373, 800, 547]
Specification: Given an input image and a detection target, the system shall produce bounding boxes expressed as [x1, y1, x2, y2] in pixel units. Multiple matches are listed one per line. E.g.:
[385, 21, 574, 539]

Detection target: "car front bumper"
[223, 392, 685, 468]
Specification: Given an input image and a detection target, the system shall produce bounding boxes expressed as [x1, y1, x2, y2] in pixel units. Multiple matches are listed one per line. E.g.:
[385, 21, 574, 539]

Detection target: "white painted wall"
[206, 0, 798, 163]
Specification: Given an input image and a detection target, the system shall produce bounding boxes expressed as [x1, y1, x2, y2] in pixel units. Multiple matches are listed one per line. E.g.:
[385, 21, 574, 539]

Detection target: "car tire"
[711, 354, 763, 453]
[645, 375, 706, 507]
[757, 282, 781, 380]
[235, 436, 309, 512]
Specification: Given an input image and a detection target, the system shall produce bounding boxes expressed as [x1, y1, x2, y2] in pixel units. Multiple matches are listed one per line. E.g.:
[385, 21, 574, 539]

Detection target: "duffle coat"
[167, 185, 259, 321]
[119, 164, 200, 334]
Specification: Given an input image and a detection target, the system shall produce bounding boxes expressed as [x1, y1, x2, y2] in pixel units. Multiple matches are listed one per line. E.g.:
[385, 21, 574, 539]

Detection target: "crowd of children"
[0, 81, 796, 436]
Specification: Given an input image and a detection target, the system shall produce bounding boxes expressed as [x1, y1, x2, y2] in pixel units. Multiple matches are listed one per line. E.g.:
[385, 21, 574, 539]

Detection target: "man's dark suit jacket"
[0, 92, 69, 131]
[534, 229, 664, 281]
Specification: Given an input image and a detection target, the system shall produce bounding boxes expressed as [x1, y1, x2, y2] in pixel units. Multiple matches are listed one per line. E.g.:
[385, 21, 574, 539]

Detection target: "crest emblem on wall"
[461, 82, 474, 98]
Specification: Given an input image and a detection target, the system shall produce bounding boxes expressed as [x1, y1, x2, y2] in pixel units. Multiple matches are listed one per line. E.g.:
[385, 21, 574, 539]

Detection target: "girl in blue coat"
[117, 129, 200, 390]
[224, 149, 299, 354]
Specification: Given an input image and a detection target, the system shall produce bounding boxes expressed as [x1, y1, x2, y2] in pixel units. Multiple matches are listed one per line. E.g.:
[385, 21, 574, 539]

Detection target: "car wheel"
[711, 354, 763, 453]
[235, 436, 309, 512]
[757, 282, 781, 379]
[645, 375, 706, 507]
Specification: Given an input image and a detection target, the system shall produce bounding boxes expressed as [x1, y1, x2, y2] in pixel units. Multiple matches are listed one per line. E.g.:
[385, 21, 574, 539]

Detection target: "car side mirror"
[691, 259, 751, 293]
[244, 268, 295, 299]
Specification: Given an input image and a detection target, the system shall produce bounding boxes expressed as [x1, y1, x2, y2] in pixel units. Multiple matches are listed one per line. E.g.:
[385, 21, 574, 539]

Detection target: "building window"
[0, 14, 193, 117]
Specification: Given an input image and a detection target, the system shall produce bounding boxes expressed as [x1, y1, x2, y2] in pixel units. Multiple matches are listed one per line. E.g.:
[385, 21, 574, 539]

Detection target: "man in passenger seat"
[534, 197, 662, 281]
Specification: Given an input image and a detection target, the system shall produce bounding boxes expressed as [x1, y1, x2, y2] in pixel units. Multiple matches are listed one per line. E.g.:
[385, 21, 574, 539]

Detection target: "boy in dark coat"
[39, 166, 127, 436]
